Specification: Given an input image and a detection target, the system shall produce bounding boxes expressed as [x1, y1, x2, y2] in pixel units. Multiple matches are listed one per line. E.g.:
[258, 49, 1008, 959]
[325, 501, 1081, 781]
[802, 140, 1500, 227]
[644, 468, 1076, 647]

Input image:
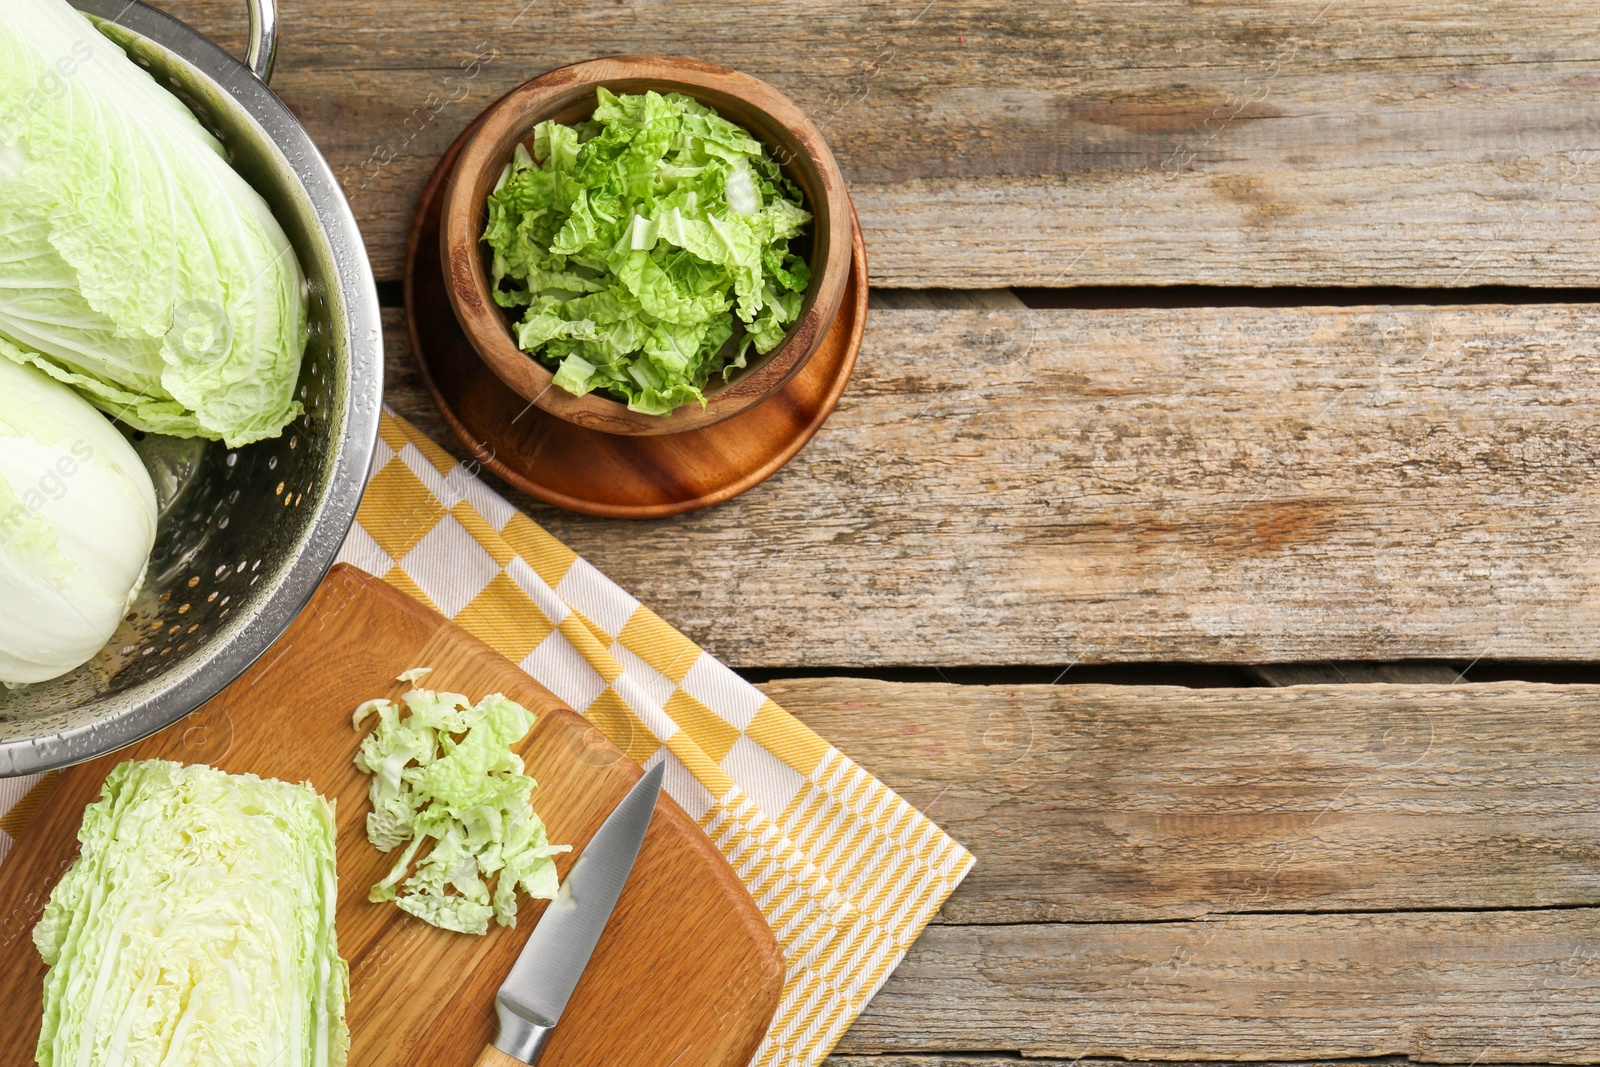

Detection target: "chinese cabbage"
[32, 760, 350, 1067]
[0, 0, 307, 446]
[0, 352, 156, 684]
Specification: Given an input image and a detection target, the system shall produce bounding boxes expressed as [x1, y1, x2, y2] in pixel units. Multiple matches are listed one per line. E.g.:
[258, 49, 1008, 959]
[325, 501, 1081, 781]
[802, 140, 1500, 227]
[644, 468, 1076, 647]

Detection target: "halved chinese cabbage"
[32, 760, 349, 1067]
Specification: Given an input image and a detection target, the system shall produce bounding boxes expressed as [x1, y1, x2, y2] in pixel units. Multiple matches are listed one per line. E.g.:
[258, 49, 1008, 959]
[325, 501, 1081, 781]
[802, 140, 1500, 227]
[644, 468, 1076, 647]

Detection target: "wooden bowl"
[440, 56, 854, 436]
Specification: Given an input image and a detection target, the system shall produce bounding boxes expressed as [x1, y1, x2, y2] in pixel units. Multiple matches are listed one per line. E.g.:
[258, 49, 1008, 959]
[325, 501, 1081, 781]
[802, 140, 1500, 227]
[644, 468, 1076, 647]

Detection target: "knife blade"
[487, 760, 665, 1065]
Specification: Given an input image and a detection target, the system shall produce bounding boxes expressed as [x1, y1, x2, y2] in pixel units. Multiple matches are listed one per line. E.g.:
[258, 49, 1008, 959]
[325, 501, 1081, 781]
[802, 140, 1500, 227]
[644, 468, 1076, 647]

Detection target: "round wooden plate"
[406, 115, 868, 519]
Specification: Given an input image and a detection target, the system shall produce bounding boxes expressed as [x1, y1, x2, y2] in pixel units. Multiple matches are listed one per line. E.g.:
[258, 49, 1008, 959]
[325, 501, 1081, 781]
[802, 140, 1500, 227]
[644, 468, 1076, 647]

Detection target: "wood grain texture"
[824, 1061, 1404, 1067]
[156, 0, 1600, 286]
[761, 678, 1600, 923]
[782, 678, 1600, 1062]
[838, 910, 1600, 1061]
[0, 567, 782, 1067]
[388, 303, 1600, 667]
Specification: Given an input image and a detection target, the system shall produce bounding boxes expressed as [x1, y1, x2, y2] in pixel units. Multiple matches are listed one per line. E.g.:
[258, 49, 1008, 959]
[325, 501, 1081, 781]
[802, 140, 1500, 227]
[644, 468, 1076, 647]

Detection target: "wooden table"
[172, 1, 1600, 1061]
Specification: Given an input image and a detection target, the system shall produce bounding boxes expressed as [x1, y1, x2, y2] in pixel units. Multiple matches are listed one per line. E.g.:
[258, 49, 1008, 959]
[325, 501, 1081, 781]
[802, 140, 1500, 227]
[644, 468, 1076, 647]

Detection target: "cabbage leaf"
[0, 0, 307, 446]
[33, 760, 350, 1067]
[353, 672, 570, 936]
[483, 88, 811, 415]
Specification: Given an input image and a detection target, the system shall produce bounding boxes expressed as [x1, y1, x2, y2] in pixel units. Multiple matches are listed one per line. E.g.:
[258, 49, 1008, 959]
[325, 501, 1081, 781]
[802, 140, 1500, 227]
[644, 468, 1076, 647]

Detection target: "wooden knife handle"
[474, 1046, 527, 1067]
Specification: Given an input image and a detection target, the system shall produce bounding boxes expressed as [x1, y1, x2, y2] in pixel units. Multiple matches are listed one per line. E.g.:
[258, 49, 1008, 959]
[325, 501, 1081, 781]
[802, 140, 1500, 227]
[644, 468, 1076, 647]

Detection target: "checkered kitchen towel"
[0, 411, 973, 1066]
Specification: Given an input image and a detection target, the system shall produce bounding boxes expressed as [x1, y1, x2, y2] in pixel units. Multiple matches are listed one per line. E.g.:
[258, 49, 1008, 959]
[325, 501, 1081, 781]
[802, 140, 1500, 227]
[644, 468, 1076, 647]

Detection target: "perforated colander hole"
[207, 592, 218, 602]
[251, 560, 261, 572]
[177, 604, 190, 614]
[275, 482, 284, 496]
[218, 516, 229, 530]
[268, 456, 278, 471]
[225, 452, 237, 467]
[186, 577, 199, 588]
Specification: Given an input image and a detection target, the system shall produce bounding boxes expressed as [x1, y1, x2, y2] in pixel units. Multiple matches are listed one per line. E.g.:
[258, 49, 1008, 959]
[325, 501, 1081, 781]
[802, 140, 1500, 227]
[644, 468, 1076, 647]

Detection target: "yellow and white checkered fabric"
[348, 413, 974, 1062]
[0, 411, 973, 1065]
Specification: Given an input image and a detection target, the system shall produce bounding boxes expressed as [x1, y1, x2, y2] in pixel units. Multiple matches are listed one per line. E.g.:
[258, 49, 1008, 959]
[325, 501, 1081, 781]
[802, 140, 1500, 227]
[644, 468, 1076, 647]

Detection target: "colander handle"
[243, 0, 277, 83]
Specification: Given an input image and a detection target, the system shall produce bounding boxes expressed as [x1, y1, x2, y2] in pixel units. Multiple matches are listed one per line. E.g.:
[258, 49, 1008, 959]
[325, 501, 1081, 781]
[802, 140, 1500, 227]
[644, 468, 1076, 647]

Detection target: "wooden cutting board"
[0, 565, 784, 1066]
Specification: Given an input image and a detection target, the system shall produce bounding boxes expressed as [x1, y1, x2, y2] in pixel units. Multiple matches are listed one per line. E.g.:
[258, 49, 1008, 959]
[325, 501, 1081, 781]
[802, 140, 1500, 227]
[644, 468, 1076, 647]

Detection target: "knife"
[475, 761, 666, 1067]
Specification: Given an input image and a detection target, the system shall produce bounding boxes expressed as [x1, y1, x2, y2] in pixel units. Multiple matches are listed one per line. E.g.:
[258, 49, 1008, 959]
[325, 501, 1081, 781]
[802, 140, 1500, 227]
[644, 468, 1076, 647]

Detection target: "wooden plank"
[763, 679, 1600, 923]
[826, 1061, 1400, 1067]
[385, 303, 1600, 667]
[836, 910, 1600, 1062]
[794, 679, 1600, 1061]
[825, 1062, 1415, 1067]
[159, 0, 1600, 286]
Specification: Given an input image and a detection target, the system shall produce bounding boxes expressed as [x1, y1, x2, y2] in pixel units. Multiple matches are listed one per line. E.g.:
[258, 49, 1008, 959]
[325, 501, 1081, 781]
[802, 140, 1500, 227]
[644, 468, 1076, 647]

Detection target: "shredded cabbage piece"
[483, 88, 812, 415]
[32, 759, 349, 1067]
[353, 673, 570, 935]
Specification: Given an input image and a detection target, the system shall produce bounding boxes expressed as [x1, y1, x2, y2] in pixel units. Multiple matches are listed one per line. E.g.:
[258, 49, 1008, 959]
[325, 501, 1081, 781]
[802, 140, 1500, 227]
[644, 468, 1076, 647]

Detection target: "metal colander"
[0, 0, 382, 775]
